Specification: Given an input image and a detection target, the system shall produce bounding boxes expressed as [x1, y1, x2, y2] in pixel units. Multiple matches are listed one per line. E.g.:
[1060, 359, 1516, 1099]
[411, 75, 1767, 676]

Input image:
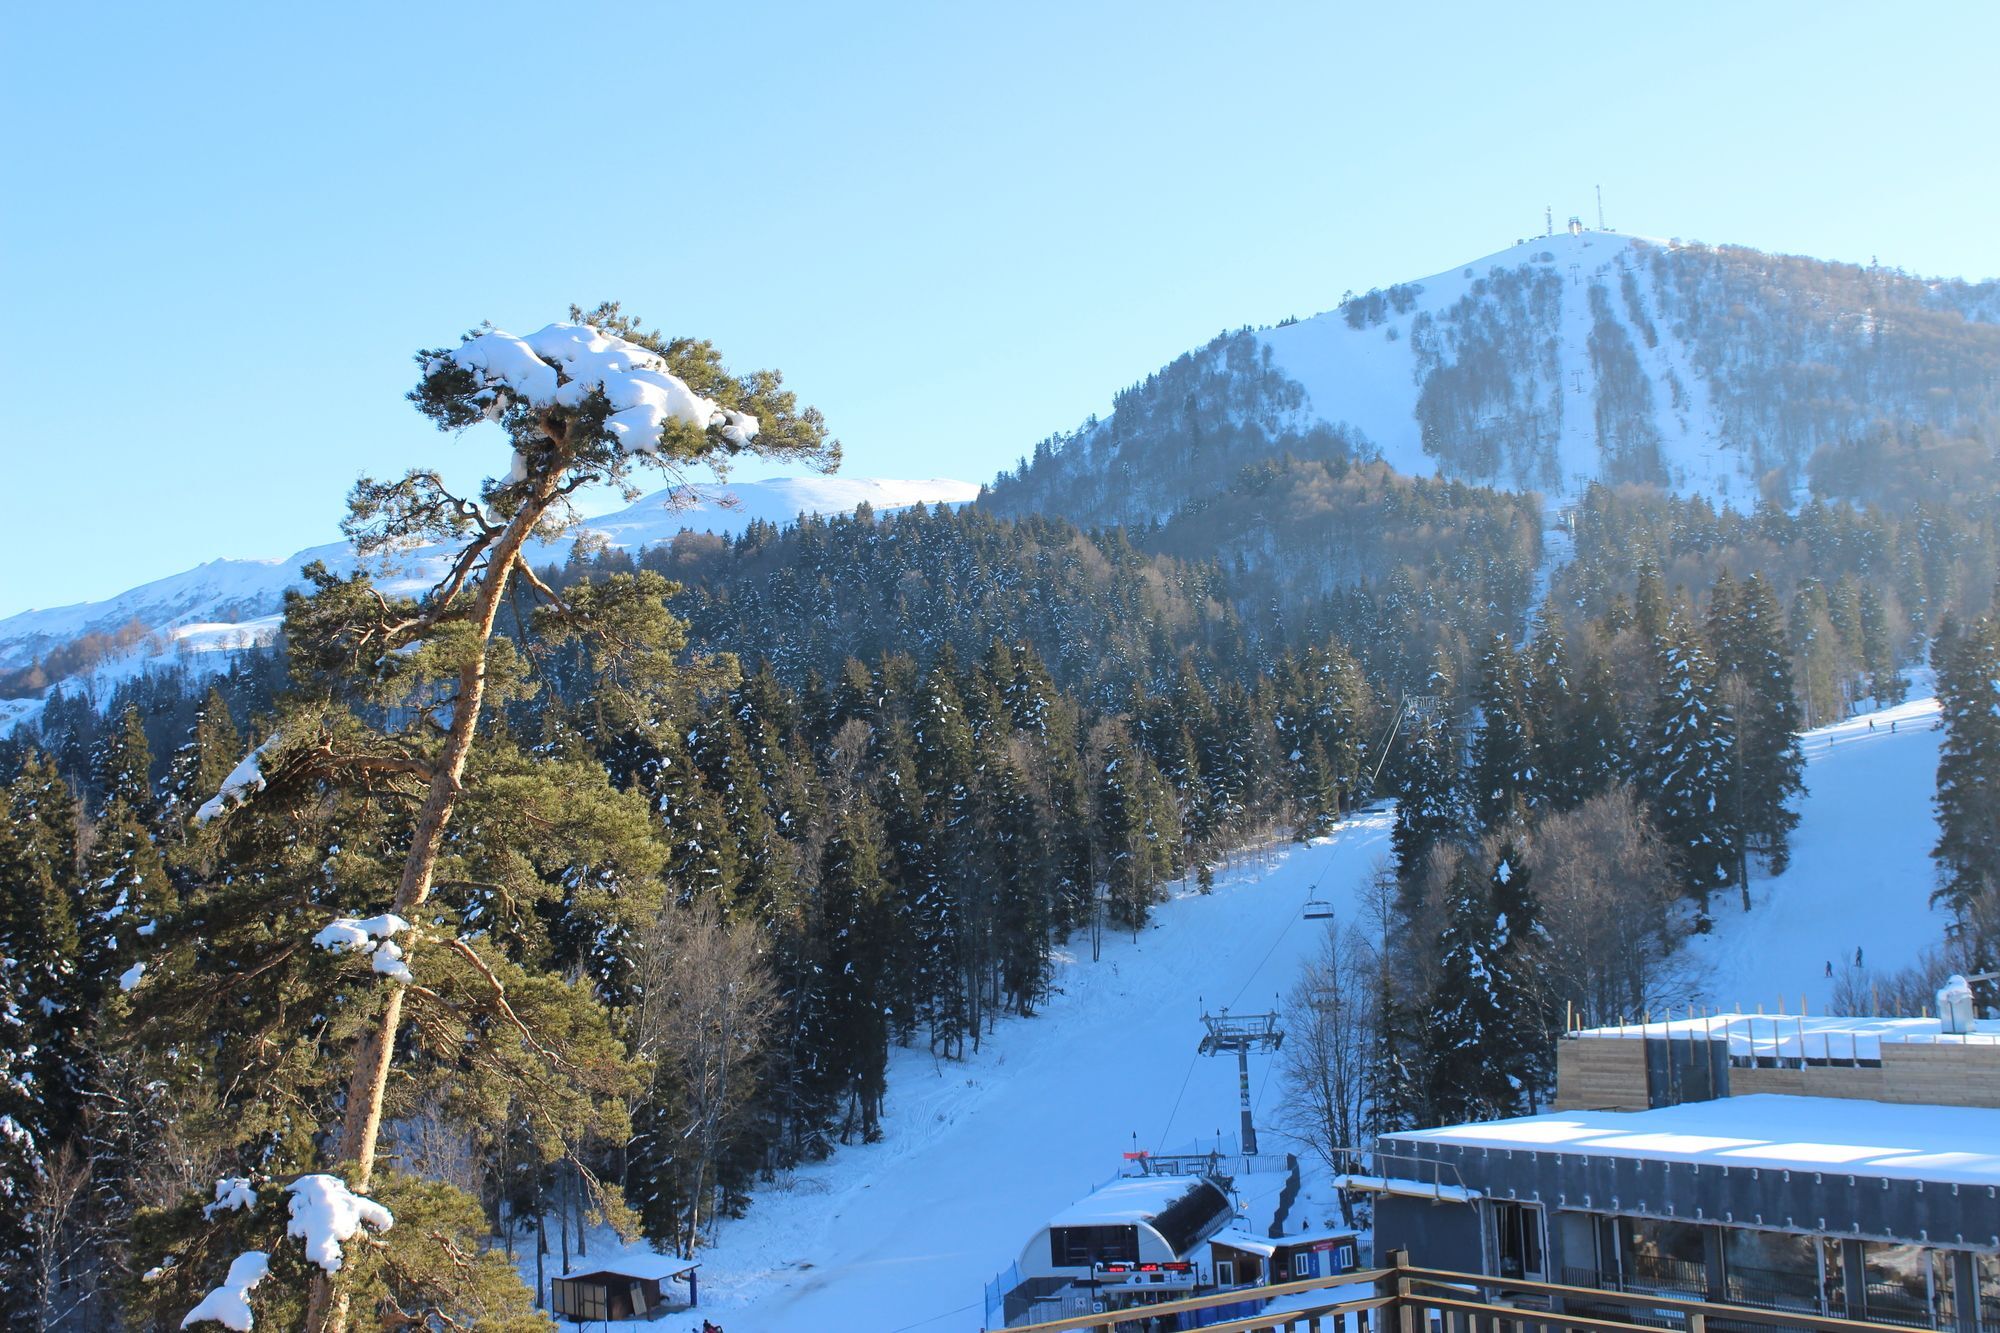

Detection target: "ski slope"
[1689, 691, 1951, 1014]
[594, 814, 1396, 1332]
[503, 689, 1953, 1331]
[1258, 229, 1746, 504]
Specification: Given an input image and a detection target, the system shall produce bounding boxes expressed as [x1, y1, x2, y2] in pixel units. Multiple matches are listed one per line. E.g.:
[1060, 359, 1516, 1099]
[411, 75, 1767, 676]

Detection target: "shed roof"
[559, 1253, 699, 1282]
[1387, 1094, 2000, 1187]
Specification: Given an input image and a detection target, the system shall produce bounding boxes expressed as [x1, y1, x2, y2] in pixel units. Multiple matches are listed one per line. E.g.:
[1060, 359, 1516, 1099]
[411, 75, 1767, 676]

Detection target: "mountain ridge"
[983, 229, 2000, 527]
[0, 476, 978, 718]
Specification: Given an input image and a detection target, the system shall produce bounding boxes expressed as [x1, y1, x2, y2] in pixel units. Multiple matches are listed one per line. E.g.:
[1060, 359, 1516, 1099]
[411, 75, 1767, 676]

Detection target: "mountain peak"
[985, 232, 2000, 528]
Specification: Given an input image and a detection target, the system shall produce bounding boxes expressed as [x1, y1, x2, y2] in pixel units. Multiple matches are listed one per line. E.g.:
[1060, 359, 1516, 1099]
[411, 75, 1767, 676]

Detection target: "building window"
[1050, 1224, 1139, 1268]
[1215, 1259, 1236, 1287]
[1862, 1241, 1935, 1327]
[1493, 1202, 1545, 1280]
[1721, 1228, 1834, 1312]
[1616, 1217, 1706, 1295]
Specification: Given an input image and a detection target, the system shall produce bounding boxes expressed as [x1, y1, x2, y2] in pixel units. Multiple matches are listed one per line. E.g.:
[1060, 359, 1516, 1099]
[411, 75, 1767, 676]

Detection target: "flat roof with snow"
[1573, 1013, 2000, 1060]
[1390, 1094, 2000, 1187]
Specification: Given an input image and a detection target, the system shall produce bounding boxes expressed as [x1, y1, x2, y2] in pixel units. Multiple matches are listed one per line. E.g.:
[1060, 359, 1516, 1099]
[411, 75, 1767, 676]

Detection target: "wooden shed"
[549, 1254, 698, 1323]
[1209, 1224, 1360, 1288]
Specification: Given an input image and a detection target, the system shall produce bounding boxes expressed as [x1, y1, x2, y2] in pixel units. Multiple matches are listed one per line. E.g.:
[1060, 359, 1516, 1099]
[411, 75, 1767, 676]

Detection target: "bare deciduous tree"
[1278, 919, 1376, 1225]
[1529, 788, 1697, 1025]
[628, 897, 779, 1255]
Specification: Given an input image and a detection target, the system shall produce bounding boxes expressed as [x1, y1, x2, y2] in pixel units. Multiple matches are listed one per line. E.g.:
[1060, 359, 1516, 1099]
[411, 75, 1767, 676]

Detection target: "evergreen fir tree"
[1934, 616, 2000, 913]
[1709, 572, 1806, 875]
[1471, 633, 1534, 828]
[1421, 859, 1513, 1123]
[1644, 614, 1739, 899]
[1390, 715, 1468, 880]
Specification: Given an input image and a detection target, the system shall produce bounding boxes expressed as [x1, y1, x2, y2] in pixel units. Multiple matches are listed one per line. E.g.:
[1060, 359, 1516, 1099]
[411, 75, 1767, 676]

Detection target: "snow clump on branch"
[179, 1251, 268, 1331]
[311, 914, 414, 984]
[201, 1176, 256, 1219]
[193, 735, 280, 824]
[285, 1174, 394, 1272]
[434, 322, 760, 458]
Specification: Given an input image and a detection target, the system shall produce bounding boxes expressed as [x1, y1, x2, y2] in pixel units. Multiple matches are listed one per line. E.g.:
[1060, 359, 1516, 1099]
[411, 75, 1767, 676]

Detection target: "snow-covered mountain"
[0, 476, 977, 717]
[985, 230, 2000, 526]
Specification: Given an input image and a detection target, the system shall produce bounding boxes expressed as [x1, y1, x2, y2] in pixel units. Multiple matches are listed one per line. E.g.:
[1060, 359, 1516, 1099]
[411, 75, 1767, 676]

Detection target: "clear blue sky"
[3, 1, 1996, 618]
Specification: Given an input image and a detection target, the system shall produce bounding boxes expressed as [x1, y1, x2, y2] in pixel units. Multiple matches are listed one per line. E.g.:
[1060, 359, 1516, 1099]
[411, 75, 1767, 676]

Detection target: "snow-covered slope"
[0, 476, 977, 721]
[605, 692, 1952, 1330]
[678, 816, 1394, 1331]
[1690, 690, 1952, 1013]
[1261, 229, 1735, 500]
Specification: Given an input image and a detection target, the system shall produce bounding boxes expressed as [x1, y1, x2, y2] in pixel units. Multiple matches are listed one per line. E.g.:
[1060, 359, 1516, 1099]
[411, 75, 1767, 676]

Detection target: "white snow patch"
[312, 915, 413, 985]
[437, 323, 758, 458]
[194, 736, 278, 824]
[202, 1176, 255, 1220]
[118, 961, 146, 992]
[180, 1250, 268, 1331]
[285, 1174, 393, 1273]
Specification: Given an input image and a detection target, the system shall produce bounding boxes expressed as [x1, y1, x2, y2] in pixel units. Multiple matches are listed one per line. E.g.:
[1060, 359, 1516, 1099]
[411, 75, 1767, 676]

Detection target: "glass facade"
[1721, 1228, 1832, 1312]
[1050, 1224, 1139, 1267]
[1617, 1217, 1707, 1295]
[1561, 1215, 1991, 1330]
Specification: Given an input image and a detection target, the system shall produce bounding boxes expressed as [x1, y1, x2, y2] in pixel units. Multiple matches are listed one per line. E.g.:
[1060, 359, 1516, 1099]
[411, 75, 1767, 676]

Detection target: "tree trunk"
[308, 468, 560, 1333]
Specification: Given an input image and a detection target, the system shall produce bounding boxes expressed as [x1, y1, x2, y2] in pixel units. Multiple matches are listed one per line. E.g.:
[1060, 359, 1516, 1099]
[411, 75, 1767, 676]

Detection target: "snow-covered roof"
[1573, 1013, 2000, 1059]
[1209, 1223, 1357, 1257]
[559, 1252, 698, 1282]
[1048, 1175, 1220, 1229]
[1207, 1226, 1278, 1257]
[1390, 1094, 2000, 1186]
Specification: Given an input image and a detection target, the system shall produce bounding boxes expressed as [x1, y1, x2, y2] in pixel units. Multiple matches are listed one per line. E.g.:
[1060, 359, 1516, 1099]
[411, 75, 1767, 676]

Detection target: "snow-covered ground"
[1689, 690, 1951, 1014]
[599, 815, 1396, 1332]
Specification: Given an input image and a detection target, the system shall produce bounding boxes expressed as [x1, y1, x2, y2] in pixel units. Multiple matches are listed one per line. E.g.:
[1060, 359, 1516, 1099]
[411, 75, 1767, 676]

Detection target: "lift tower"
[1198, 1010, 1284, 1156]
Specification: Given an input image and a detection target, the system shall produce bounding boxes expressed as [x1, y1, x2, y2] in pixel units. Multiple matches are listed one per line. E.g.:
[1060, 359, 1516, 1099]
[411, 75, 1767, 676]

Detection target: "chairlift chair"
[1303, 895, 1334, 920]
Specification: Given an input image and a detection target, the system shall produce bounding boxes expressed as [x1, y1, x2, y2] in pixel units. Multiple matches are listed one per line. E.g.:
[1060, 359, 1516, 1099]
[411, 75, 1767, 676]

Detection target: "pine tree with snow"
[162, 685, 241, 840]
[0, 959, 40, 1328]
[1486, 842, 1552, 1106]
[815, 803, 893, 1141]
[1420, 858, 1514, 1123]
[1094, 720, 1181, 931]
[912, 649, 977, 1057]
[134, 307, 829, 1333]
[1390, 714, 1468, 880]
[1933, 615, 2000, 915]
[1643, 613, 1740, 900]
[1471, 633, 1534, 829]
[1708, 572, 1805, 876]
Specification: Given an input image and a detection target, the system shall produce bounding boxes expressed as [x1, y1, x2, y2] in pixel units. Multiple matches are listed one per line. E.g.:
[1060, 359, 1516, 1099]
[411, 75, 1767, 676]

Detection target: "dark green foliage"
[1933, 615, 2000, 916]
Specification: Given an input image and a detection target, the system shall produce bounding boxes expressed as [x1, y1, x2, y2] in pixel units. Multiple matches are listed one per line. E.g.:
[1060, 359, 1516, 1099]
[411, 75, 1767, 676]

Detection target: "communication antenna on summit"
[1545, 205, 1553, 238]
[1596, 184, 1606, 232]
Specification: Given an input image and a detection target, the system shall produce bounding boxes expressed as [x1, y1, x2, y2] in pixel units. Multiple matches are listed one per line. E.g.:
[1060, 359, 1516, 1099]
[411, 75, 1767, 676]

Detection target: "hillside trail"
[1519, 501, 1575, 645]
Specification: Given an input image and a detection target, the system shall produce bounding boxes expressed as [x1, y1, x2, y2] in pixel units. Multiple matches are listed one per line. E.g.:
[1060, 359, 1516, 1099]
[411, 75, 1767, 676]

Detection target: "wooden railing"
[997, 1251, 1964, 1333]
